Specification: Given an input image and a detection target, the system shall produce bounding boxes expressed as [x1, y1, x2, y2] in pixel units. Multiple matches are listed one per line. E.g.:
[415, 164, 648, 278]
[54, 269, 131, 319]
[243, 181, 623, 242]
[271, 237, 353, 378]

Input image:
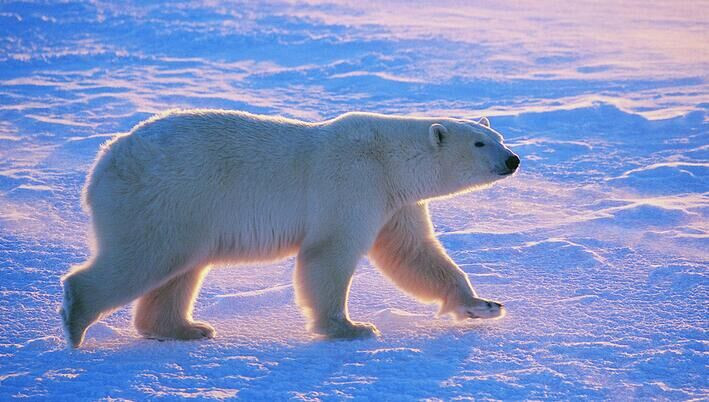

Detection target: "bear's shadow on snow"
[235, 333, 490, 397]
[9, 327, 492, 398]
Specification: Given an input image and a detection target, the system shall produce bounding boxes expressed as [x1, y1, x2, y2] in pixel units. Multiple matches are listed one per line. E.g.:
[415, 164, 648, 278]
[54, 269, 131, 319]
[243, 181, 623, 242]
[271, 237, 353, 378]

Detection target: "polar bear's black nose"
[505, 154, 520, 171]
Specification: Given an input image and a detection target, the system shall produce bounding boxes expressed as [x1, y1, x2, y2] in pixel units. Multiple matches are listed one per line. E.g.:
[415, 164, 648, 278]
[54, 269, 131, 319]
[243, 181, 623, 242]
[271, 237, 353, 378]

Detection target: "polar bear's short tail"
[81, 140, 113, 212]
[81, 131, 137, 212]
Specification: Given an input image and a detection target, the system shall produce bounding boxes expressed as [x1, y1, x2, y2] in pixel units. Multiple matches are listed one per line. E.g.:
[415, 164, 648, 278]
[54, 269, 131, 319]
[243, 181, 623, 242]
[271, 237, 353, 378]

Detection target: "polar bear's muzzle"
[499, 153, 520, 176]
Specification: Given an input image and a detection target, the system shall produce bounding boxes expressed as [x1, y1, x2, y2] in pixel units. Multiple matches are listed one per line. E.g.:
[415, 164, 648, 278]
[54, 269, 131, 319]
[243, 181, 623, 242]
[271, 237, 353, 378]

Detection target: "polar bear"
[60, 110, 520, 347]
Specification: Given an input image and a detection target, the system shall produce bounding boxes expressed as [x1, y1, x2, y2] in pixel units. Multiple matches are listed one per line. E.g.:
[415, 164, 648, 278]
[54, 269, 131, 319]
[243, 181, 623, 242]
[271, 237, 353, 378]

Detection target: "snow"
[0, 0, 707, 399]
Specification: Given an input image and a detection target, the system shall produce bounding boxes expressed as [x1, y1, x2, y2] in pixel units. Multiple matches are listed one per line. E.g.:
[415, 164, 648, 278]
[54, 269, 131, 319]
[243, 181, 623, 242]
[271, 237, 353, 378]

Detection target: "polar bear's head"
[428, 117, 519, 195]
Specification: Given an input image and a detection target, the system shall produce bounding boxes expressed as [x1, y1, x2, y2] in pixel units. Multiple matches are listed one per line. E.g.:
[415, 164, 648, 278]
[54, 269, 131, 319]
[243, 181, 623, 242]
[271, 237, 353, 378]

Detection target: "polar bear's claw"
[450, 298, 506, 320]
[182, 321, 216, 340]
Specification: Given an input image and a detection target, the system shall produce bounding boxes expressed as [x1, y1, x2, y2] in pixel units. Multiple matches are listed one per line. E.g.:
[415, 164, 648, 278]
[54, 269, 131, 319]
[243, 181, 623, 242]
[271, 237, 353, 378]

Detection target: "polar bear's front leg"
[369, 202, 505, 320]
[295, 237, 379, 339]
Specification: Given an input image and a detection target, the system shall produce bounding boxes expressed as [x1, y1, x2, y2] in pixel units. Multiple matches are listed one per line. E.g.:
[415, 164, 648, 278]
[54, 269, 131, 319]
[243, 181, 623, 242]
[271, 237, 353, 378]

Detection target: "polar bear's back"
[83, 110, 320, 260]
[86, 110, 316, 204]
[128, 109, 316, 170]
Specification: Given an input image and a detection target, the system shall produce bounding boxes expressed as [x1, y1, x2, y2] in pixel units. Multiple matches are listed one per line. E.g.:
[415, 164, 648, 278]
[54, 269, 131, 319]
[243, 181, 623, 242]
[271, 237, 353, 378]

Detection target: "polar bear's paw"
[453, 298, 506, 320]
[178, 321, 216, 340]
[456, 299, 507, 319]
[139, 321, 216, 341]
[441, 293, 506, 321]
[61, 275, 100, 348]
[319, 318, 380, 340]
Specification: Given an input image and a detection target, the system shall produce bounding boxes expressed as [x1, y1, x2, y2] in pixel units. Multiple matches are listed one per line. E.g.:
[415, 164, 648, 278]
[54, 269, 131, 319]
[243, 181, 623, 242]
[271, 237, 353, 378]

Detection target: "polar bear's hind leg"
[61, 251, 196, 347]
[134, 267, 214, 341]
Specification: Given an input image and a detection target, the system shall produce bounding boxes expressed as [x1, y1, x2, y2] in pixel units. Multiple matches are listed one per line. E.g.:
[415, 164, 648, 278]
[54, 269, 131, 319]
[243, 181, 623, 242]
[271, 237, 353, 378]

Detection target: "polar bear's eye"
[475, 141, 485, 147]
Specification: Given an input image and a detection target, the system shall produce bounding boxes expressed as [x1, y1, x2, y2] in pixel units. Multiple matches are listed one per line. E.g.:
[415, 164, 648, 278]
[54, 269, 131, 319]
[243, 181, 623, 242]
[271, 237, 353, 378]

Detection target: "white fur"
[61, 110, 518, 347]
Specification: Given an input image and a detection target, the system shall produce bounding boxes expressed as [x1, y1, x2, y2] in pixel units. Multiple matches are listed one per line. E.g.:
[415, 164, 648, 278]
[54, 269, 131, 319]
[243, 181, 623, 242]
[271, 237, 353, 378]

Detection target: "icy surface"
[0, 0, 707, 399]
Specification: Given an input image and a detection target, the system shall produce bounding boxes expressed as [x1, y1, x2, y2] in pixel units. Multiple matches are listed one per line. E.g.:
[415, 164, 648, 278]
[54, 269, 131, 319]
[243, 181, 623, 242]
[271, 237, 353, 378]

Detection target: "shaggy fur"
[61, 110, 518, 347]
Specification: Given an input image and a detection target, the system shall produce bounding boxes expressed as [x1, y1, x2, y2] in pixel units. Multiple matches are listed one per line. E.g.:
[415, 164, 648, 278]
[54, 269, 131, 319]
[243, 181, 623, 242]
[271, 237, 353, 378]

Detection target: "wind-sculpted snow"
[0, 0, 707, 399]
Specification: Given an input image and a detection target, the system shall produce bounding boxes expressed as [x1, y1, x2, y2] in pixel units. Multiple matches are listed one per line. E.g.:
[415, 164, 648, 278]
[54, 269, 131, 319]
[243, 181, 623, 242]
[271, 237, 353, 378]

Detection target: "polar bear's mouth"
[496, 168, 516, 176]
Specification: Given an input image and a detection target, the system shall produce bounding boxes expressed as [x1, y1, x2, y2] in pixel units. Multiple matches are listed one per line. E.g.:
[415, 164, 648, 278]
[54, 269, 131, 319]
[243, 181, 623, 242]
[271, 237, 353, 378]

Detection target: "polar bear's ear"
[477, 117, 490, 127]
[429, 123, 447, 148]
